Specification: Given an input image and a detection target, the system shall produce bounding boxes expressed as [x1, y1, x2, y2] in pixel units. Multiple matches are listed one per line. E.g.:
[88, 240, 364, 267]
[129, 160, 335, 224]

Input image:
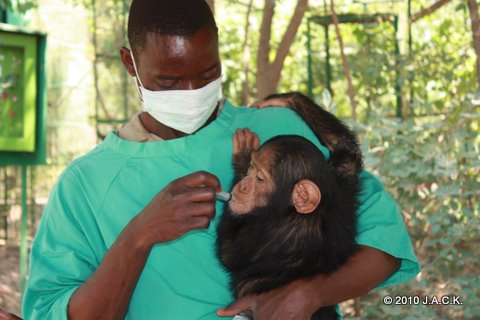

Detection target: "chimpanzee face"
[229, 148, 275, 214]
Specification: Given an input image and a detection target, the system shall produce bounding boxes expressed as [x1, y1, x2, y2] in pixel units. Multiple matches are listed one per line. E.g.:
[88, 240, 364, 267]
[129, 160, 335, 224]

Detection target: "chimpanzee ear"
[291, 179, 321, 214]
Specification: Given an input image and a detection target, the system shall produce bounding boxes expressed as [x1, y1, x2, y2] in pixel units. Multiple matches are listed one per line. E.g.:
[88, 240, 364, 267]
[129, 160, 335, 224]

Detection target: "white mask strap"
[129, 50, 144, 100]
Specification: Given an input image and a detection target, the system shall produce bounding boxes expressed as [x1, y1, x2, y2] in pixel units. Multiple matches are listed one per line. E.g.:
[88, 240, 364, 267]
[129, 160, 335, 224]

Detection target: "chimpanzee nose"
[239, 176, 252, 194]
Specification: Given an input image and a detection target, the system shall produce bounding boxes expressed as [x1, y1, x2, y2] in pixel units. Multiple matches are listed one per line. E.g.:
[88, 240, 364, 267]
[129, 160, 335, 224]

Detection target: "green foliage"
[346, 94, 480, 318]
[218, 0, 311, 105]
[309, 3, 479, 317]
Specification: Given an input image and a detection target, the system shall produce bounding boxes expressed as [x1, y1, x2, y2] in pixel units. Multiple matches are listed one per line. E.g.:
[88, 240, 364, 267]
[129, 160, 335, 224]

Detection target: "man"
[23, 1, 420, 319]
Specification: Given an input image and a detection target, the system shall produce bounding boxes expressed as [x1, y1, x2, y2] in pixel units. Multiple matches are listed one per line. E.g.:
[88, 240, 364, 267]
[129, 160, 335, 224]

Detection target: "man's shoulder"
[228, 103, 301, 124]
[226, 103, 308, 136]
[58, 136, 131, 185]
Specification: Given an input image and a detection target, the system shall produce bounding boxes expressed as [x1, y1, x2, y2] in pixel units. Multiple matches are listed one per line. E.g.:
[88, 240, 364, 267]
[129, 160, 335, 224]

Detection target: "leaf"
[321, 88, 333, 110]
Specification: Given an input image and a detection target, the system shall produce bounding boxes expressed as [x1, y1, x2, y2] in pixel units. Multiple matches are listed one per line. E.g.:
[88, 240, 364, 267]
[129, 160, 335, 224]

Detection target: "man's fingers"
[188, 216, 212, 230]
[177, 187, 216, 204]
[217, 297, 254, 317]
[178, 171, 220, 190]
[186, 202, 216, 219]
[248, 98, 290, 109]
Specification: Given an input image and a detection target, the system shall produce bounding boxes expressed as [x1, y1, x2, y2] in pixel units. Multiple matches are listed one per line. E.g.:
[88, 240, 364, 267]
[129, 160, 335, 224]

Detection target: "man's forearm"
[312, 245, 400, 307]
[68, 215, 152, 320]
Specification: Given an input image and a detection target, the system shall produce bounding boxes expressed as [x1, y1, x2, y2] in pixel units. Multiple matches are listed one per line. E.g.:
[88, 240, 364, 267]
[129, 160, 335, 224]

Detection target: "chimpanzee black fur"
[216, 92, 363, 320]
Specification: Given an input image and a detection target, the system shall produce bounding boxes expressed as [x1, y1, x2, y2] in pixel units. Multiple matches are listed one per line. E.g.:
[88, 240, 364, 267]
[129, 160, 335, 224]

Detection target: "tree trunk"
[242, 0, 254, 105]
[256, 0, 275, 99]
[467, 0, 480, 86]
[256, 0, 309, 99]
[329, 0, 357, 119]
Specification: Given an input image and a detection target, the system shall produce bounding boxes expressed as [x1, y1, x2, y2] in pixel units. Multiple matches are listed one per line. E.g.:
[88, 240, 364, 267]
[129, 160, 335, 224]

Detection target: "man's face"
[125, 26, 221, 91]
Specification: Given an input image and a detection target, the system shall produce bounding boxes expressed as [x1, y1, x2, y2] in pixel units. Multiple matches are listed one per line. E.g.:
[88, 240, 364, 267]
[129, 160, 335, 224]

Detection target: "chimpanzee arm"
[250, 92, 363, 180]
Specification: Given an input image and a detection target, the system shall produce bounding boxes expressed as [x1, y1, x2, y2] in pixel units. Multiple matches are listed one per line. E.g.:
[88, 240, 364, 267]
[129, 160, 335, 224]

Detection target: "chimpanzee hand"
[217, 278, 320, 320]
[135, 171, 220, 245]
[232, 128, 259, 155]
[0, 309, 22, 320]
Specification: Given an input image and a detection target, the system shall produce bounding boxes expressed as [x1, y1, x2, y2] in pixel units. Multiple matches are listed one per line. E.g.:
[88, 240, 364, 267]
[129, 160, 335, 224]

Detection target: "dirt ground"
[0, 243, 22, 316]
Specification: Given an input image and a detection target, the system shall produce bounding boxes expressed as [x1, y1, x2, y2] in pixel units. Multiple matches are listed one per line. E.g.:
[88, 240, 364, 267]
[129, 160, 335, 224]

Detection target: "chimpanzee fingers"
[0, 309, 23, 320]
[233, 128, 249, 154]
[235, 128, 260, 153]
[252, 134, 260, 150]
[232, 133, 239, 154]
[243, 128, 259, 151]
[232, 129, 241, 154]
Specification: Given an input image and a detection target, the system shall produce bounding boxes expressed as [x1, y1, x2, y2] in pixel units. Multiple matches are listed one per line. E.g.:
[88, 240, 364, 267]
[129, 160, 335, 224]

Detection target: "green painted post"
[307, 18, 314, 98]
[394, 16, 402, 119]
[122, 0, 129, 119]
[2, 167, 8, 240]
[325, 26, 332, 93]
[20, 164, 28, 294]
[30, 166, 36, 228]
[1, 7, 6, 23]
[408, 0, 414, 106]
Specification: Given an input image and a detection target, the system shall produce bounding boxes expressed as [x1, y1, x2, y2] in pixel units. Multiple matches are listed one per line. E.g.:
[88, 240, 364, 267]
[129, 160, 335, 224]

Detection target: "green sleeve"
[22, 167, 105, 319]
[356, 171, 421, 288]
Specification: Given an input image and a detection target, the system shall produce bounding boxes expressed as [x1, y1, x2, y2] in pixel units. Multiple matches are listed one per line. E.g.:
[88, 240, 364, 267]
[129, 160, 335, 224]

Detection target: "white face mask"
[130, 51, 223, 134]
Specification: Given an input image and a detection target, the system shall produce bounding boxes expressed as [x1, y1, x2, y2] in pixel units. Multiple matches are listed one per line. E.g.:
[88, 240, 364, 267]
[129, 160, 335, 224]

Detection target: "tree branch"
[409, 0, 452, 23]
[256, 0, 275, 82]
[330, 0, 357, 119]
[242, 0, 254, 105]
[270, 0, 309, 86]
[467, 0, 480, 86]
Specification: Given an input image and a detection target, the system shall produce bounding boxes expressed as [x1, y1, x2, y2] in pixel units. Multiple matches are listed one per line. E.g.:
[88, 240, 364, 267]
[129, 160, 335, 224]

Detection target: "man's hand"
[136, 171, 221, 245]
[217, 279, 319, 320]
[217, 246, 400, 320]
[249, 98, 290, 109]
[69, 171, 221, 320]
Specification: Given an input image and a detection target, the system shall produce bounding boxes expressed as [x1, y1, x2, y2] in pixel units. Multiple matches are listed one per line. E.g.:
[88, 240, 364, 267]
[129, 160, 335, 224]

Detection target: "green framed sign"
[0, 23, 46, 165]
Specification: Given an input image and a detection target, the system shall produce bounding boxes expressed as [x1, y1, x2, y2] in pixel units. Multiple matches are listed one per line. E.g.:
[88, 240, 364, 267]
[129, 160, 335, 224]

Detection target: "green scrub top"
[22, 101, 420, 319]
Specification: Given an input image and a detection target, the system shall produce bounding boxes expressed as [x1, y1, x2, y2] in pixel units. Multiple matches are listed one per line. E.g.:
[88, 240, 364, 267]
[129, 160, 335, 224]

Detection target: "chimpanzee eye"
[256, 175, 264, 182]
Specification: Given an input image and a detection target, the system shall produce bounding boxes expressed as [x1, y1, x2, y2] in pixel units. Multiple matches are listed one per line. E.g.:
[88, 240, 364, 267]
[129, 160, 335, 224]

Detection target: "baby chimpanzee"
[216, 92, 363, 320]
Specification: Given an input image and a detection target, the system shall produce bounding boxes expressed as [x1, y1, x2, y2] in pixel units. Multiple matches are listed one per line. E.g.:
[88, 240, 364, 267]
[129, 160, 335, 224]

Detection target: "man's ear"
[291, 179, 321, 214]
[119, 47, 137, 77]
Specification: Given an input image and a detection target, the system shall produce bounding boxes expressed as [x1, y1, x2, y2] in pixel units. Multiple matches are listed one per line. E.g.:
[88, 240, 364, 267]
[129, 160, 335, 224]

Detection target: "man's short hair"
[128, 0, 217, 54]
